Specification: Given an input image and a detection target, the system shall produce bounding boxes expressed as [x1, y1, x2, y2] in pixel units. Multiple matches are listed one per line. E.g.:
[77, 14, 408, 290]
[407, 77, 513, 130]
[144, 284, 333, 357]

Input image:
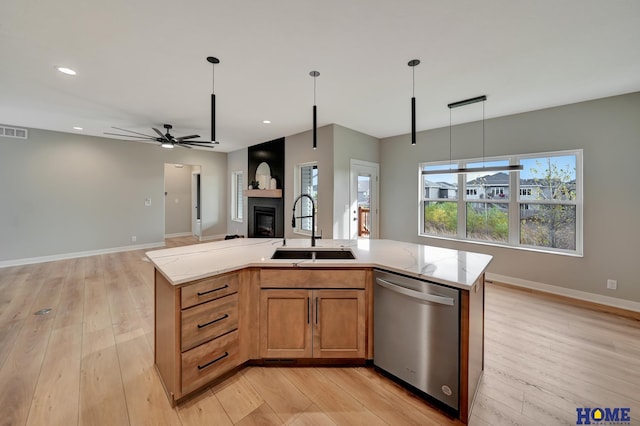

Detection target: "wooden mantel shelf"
[245, 189, 282, 198]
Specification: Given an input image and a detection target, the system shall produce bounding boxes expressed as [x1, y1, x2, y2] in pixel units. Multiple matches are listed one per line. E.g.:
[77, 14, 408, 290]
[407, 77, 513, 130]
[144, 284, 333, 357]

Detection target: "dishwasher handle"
[375, 277, 455, 306]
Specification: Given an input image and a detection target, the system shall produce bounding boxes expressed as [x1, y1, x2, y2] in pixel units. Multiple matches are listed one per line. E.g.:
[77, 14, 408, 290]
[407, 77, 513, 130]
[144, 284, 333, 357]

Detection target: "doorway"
[164, 163, 202, 238]
[349, 160, 379, 239]
[192, 167, 201, 237]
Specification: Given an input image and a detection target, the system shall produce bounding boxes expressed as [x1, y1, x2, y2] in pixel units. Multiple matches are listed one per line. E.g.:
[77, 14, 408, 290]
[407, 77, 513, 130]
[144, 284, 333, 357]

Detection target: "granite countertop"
[146, 238, 492, 290]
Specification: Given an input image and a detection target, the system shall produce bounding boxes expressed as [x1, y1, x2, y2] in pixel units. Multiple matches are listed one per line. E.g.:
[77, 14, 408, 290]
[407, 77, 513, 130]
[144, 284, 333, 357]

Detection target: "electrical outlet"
[607, 279, 617, 290]
[145, 198, 151, 206]
[131, 236, 137, 242]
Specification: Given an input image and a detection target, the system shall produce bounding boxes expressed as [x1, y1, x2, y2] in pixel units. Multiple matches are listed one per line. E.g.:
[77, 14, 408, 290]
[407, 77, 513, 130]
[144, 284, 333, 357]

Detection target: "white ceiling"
[1, 0, 639, 153]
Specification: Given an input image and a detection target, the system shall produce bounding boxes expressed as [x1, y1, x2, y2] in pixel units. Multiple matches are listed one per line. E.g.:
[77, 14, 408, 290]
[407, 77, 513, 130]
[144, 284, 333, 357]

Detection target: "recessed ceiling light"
[262, 120, 271, 124]
[73, 126, 83, 130]
[56, 66, 77, 76]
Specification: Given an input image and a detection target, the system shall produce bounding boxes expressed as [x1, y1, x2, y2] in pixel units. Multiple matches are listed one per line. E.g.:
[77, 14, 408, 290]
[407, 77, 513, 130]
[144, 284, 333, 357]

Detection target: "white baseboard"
[486, 272, 640, 313]
[0, 241, 166, 269]
[164, 232, 193, 238]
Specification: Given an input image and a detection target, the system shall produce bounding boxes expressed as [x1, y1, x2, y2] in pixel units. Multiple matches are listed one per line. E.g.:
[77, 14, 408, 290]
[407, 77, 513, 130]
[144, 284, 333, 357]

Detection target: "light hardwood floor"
[1, 237, 639, 425]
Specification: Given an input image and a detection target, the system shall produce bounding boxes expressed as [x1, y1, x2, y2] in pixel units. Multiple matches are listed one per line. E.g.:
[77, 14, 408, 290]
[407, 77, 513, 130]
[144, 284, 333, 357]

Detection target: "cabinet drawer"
[181, 330, 239, 395]
[181, 273, 239, 309]
[181, 293, 239, 351]
[260, 269, 366, 289]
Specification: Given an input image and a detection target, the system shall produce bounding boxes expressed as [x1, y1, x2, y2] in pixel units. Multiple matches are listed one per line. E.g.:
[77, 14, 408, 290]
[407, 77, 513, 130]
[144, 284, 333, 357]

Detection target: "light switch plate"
[145, 198, 151, 206]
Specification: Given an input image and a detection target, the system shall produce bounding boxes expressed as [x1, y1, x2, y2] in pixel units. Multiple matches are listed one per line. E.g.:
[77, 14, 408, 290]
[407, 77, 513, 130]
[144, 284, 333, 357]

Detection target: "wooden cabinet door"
[313, 290, 365, 358]
[260, 289, 312, 358]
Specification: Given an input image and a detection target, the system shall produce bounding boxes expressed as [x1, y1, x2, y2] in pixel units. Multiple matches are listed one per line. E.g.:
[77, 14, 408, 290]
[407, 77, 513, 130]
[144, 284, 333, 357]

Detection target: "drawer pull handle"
[197, 314, 229, 329]
[197, 284, 229, 297]
[197, 352, 229, 370]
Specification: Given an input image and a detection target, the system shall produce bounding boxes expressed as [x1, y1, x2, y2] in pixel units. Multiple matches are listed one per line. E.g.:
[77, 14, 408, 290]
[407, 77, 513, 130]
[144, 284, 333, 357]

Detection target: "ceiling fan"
[104, 124, 218, 149]
[105, 56, 224, 149]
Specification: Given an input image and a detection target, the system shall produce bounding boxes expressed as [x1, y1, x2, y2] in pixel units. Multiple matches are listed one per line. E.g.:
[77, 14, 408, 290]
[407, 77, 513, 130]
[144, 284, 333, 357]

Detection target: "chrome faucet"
[292, 193, 316, 247]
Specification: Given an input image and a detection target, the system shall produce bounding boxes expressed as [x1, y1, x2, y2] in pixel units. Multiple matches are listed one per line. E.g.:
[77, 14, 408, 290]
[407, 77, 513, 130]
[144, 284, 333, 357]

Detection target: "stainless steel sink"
[271, 248, 356, 260]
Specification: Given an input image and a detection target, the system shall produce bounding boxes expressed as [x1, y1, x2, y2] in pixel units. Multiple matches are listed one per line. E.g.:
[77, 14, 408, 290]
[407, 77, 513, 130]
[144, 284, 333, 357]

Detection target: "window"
[465, 160, 510, 243]
[231, 171, 243, 222]
[518, 154, 578, 251]
[421, 164, 459, 237]
[295, 162, 318, 234]
[419, 150, 582, 255]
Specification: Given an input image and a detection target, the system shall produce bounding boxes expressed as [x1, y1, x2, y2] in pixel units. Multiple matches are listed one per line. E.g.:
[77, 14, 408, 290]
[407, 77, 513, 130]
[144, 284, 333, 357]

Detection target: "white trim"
[231, 170, 244, 222]
[0, 242, 165, 269]
[350, 159, 380, 239]
[294, 161, 318, 234]
[486, 272, 640, 313]
[164, 232, 193, 238]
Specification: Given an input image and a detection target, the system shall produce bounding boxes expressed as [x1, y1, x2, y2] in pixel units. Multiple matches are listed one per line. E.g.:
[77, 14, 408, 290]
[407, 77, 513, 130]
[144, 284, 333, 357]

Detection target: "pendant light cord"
[313, 75, 317, 105]
[412, 66, 415, 97]
[449, 108, 452, 170]
[482, 100, 485, 166]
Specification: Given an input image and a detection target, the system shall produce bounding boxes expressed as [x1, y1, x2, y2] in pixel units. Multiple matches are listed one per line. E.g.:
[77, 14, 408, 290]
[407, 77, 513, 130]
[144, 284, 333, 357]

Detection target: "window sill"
[417, 233, 583, 258]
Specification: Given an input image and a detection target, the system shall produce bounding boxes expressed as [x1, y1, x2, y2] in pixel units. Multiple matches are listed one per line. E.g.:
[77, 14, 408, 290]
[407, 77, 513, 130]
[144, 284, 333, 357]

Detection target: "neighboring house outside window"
[419, 150, 582, 255]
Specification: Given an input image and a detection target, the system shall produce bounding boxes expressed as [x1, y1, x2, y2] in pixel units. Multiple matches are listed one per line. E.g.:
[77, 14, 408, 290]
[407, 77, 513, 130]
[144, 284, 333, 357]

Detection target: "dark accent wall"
[247, 137, 285, 237]
[248, 137, 285, 189]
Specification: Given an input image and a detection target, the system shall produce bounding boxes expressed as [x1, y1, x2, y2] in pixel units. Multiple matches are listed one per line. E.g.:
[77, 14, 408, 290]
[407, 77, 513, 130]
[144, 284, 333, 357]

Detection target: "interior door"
[349, 160, 379, 239]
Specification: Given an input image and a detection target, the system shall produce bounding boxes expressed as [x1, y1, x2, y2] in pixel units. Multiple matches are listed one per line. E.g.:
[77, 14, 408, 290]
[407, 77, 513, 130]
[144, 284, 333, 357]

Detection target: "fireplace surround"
[248, 197, 283, 238]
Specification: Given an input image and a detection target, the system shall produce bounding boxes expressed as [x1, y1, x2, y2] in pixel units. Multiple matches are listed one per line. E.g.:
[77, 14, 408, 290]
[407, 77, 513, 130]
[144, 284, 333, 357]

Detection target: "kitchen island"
[147, 238, 492, 423]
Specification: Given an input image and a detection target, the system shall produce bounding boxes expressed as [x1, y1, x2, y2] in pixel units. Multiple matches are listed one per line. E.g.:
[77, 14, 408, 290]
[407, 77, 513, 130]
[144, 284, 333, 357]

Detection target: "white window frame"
[418, 149, 583, 256]
[231, 171, 243, 222]
[294, 161, 318, 236]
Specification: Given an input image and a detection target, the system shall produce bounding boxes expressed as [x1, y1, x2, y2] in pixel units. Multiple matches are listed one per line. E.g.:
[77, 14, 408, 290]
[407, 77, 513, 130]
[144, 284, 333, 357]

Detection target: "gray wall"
[284, 125, 334, 240]
[164, 163, 194, 236]
[226, 148, 248, 237]
[332, 124, 380, 238]
[280, 124, 380, 241]
[0, 128, 227, 263]
[380, 92, 640, 302]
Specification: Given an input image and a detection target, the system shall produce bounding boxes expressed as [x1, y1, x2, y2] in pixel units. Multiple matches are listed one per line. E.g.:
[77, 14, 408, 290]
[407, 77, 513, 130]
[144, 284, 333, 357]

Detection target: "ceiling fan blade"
[152, 127, 169, 141]
[104, 132, 154, 140]
[183, 142, 216, 149]
[176, 143, 192, 149]
[175, 134, 200, 141]
[111, 127, 156, 138]
[188, 139, 220, 145]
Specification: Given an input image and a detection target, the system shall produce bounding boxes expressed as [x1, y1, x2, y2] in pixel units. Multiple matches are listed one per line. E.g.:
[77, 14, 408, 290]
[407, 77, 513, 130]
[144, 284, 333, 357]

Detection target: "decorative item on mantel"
[255, 162, 271, 190]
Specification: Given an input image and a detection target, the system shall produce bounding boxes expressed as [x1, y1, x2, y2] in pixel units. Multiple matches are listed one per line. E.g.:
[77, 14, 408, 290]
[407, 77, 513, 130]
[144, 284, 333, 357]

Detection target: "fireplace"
[254, 206, 276, 237]
[248, 197, 283, 238]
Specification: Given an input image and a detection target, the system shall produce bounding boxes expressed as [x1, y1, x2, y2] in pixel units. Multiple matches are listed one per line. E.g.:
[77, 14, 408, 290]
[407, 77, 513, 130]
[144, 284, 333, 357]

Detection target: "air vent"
[0, 125, 28, 139]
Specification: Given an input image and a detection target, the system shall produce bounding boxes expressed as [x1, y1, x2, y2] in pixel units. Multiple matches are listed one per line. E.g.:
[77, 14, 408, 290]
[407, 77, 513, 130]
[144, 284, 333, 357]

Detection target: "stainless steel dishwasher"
[373, 269, 460, 411]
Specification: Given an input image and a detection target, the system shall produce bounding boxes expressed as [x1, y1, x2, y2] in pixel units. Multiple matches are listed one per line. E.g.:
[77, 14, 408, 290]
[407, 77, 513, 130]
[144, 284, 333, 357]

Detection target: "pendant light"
[421, 95, 523, 175]
[207, 56, 221, 143]
[310, 70, 320, 149]
[408, 59, 420, 145]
